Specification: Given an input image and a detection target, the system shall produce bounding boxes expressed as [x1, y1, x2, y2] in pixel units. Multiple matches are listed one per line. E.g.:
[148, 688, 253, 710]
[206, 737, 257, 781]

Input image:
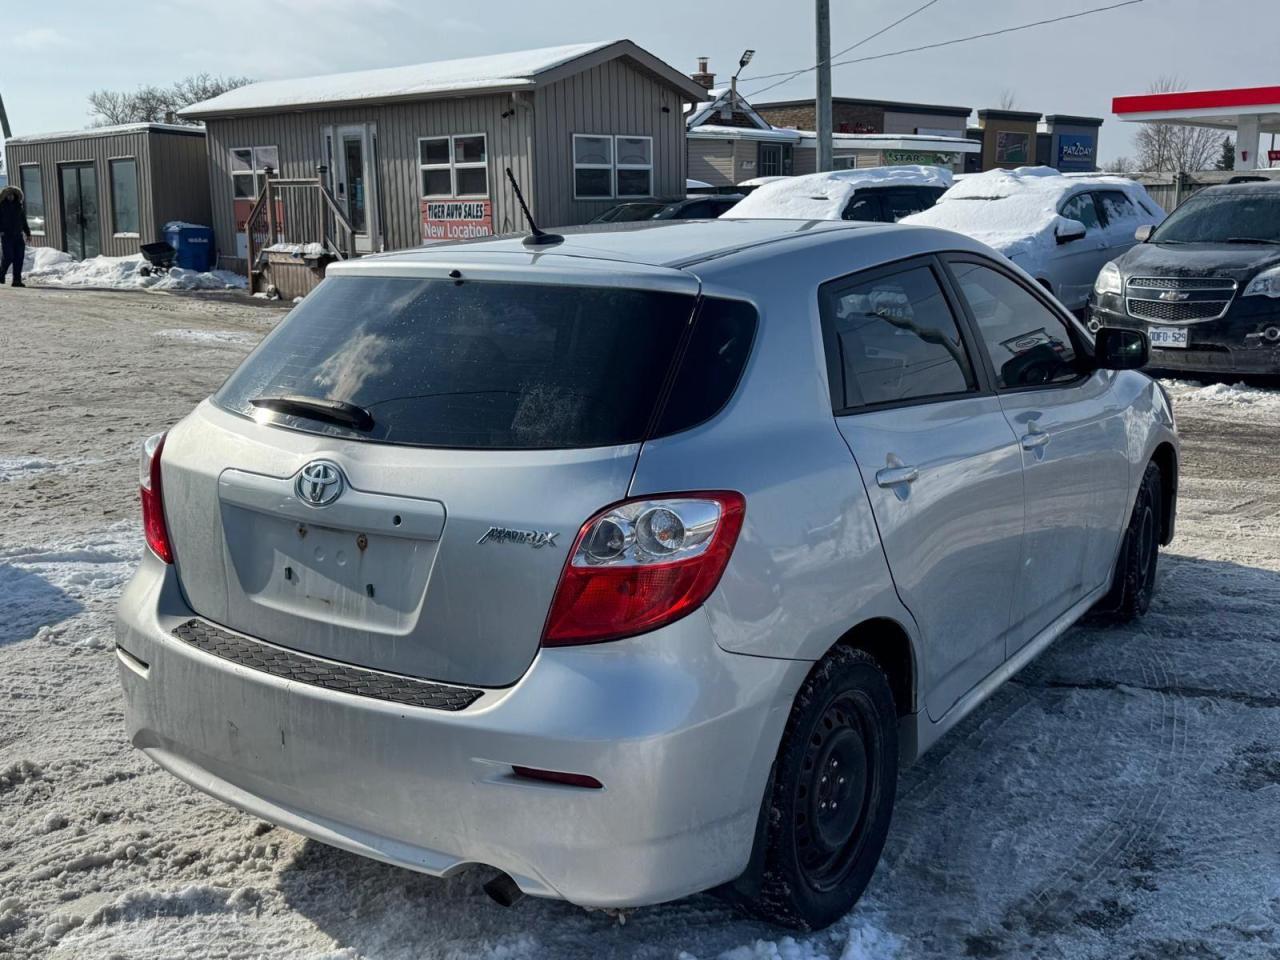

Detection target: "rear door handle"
[1021, 431, 1050, 450]
[876, 465, 919, 487]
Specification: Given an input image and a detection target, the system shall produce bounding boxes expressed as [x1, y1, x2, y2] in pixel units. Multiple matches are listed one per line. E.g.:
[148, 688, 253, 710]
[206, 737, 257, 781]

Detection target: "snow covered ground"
[2, 285, 1279, 959]
[22, 247, 246, 292]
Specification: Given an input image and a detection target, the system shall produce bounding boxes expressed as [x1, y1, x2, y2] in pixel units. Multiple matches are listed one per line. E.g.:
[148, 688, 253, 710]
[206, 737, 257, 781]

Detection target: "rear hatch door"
[161, 260, 701, 687]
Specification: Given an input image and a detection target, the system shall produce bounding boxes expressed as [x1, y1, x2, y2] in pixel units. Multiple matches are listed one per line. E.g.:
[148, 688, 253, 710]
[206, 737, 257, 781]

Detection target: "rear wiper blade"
[1225, 237, 1280, 245]
[250, 394, 375, 431]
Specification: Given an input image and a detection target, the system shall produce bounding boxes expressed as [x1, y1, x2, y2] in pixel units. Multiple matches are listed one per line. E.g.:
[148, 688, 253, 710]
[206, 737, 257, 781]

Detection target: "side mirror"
[1056, 220, 1087, 244]
[1134, 224, 1155, 243]
[1095, 327, 1149, 371]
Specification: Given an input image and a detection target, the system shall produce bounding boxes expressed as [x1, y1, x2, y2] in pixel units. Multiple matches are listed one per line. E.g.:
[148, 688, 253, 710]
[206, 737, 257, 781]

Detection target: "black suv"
[1088, 180, 1280, 375]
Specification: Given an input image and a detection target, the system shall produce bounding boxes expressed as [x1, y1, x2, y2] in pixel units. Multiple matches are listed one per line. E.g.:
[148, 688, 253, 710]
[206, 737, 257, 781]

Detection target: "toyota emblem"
[295, 460, 344, 506]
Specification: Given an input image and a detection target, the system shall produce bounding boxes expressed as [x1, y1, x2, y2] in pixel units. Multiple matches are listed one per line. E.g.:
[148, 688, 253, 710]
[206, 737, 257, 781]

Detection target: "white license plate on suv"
[1148, 326, 1189, 349]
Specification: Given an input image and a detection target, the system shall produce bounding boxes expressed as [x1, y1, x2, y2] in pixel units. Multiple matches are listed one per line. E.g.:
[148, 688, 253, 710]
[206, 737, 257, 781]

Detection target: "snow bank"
[264, 241, 326, 257]
[902, 166, 1161, 266]
[723, 166, 953, 220]
[22, 250, 246, 292]
[1161, 378, 1280, 410]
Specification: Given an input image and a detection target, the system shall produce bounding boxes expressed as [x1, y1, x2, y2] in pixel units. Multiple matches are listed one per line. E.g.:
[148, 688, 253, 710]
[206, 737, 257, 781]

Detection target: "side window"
[677, 200, 716, 219]
[883, 189, 930, 221]
[1097, 190, 1137, 225]
[842, 195, 881, 222]
[822, 264, 977, 410]
[1059, 192, 1102, 231]
[949, 259, 1081, 389]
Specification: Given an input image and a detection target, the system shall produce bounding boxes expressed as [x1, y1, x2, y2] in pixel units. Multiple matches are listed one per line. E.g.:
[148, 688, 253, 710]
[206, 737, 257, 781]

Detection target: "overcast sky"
[2, 0, 1274, 170]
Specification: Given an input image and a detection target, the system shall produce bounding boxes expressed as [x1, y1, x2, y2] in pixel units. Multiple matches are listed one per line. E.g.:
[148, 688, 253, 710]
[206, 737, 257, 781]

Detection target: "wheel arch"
[1151, 441, 1178, 546]
[830, 617, 917, 719]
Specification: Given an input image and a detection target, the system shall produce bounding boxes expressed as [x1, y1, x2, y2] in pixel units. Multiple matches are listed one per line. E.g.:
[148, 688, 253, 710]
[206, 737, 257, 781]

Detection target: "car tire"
[733, 647, 898, 931]
[1097, 460, 1162, 621]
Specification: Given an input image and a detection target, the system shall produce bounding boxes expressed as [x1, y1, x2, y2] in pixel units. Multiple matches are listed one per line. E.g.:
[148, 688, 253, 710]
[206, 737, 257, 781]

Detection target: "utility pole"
[815, 0, 833, 172]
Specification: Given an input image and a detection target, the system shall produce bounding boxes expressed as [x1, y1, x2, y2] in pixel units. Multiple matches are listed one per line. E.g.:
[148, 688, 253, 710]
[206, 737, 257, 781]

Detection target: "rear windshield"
[1152, 191, 1280, 244]
[214, 276, 751, 450]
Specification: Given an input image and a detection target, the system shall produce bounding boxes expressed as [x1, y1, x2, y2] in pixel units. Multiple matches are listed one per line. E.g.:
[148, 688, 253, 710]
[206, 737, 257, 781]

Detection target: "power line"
[743, 0, 1144, 99]
[745, 0, 946, 101]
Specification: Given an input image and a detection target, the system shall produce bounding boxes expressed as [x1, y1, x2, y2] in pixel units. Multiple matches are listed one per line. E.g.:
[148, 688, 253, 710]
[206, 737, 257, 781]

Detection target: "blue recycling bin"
[162, 222, 216, 272]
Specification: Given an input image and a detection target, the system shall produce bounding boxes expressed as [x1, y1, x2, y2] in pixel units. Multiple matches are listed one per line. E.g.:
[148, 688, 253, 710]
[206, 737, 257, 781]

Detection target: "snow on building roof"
[6, 122, 204, 145]
[686, 124, 801, 143]
[794, 131, 982, 153]
[180, 40, 701, 117]
[722, 165, 954, 220]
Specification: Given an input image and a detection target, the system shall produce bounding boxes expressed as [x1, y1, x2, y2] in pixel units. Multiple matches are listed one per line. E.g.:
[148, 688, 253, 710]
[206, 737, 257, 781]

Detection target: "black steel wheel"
[732, 646, 898, 931]
[1096, 460, 1162, 621]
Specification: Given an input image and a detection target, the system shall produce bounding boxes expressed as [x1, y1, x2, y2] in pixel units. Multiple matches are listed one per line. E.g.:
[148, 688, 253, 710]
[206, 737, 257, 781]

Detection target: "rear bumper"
[114, 552, 806, 907]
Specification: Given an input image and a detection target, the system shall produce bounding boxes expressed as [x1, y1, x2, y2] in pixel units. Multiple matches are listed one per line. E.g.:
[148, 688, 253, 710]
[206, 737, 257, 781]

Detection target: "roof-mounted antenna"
[505, 167, 563, 247]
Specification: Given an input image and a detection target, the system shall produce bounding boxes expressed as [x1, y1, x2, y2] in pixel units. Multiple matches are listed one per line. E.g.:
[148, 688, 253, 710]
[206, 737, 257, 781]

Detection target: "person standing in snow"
[0, 184, 33, 287]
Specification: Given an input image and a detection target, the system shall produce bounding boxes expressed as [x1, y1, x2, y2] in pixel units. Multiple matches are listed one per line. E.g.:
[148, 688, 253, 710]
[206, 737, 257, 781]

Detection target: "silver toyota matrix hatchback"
[115, 218, 1178, 930]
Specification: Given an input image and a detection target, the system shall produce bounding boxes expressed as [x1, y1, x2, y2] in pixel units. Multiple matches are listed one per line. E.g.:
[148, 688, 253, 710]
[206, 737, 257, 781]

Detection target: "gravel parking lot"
[2, 284, 1278, 960]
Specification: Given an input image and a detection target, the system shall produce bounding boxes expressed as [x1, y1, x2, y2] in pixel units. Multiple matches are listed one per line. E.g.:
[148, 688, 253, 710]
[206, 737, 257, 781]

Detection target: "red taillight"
[140, 432, 173, 564]
[542, 492, 745, 646]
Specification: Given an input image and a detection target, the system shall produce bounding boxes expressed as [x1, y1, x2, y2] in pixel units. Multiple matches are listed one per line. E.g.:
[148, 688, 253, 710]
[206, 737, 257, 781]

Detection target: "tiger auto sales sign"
[421, 199, 494, 242]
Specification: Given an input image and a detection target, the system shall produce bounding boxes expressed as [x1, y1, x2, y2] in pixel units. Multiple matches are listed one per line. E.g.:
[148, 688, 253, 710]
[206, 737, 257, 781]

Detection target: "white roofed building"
[178, 40, 705, 274]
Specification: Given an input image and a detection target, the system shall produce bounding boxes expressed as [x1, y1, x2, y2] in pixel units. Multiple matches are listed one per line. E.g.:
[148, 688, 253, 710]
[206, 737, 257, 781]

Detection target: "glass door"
[341, 134, 367, 234]
[59, 163, 100, 260]
[330, 124, 380, 254]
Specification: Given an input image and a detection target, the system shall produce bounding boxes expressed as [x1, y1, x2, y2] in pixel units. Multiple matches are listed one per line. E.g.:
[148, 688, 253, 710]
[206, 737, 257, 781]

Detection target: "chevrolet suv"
[1089, 179, 1280, 374]
[115, 218, 1178, 930]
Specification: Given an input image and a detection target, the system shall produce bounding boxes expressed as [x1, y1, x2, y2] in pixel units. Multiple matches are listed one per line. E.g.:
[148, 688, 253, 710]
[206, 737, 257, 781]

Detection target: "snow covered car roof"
[901, 166, 1163, 260]
[721, 166, 954, 220]
[179, 41, 703, 117]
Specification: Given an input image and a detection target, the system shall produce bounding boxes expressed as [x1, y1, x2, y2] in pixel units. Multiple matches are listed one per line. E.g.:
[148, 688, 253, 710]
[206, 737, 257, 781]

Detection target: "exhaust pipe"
[483, 871, 526, 908]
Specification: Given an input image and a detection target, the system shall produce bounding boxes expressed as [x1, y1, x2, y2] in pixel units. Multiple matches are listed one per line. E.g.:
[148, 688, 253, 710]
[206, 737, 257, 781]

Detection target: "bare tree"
[88, 73, 252, 126]
[997, 89, 1019, 111]
[1133, 76, 1223, 172]
[1102, 155, 1138, 174]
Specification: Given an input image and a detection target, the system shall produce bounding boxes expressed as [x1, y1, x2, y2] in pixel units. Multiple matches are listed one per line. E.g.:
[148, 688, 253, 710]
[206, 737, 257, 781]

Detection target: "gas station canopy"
[1113, 85, 1280, 169]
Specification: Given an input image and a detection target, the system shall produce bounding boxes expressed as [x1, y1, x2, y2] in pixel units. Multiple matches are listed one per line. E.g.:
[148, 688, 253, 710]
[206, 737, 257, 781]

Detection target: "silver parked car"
[115, 219, 1178, 930]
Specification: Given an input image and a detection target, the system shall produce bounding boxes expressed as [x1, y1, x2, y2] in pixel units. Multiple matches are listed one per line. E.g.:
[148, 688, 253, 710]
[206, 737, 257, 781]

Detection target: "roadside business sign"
[885, 149, 958, 166]
[1057, 134, 1097, 171]
[995, 130, 1031, 165]
[1269, 149, 1280, 163]
[421, 199, 494, 242]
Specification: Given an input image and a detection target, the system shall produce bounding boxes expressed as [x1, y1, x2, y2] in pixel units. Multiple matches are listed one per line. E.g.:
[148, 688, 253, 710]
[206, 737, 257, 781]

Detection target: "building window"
[418, 134, 489, 198]
[230, 146, 279, 201]
[573, 134, 654, 200]
[573, 135, 614, 199]
[19, 164, 45, 235]
[615, 136, 653, 198]
[110, 158, 140, 236]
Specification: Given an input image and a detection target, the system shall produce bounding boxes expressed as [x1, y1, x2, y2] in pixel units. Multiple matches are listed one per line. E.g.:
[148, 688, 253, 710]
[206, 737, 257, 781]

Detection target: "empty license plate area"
[217, 469, 445, 634]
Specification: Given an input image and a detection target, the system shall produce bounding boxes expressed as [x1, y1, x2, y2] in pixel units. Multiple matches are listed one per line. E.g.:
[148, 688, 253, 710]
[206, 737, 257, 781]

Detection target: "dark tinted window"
[1096, 190, 1137, 224]
[654, 297, 757, 436]
[671, 200, 717, 219]
[949, 260, 1081, 389]
[592, 202, 666, 223]
[842, 195, 882, 221]
[1060, 192, 1102, 230]
[1151, 189, 1280, 243]
[215, 277, 696, 449]
[822, 264, 976, 409]
[884, 189, 933, 221]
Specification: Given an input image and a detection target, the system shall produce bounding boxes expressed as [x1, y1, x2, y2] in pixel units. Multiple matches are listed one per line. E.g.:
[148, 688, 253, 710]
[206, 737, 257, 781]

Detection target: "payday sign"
[422, 199, 494, 242]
